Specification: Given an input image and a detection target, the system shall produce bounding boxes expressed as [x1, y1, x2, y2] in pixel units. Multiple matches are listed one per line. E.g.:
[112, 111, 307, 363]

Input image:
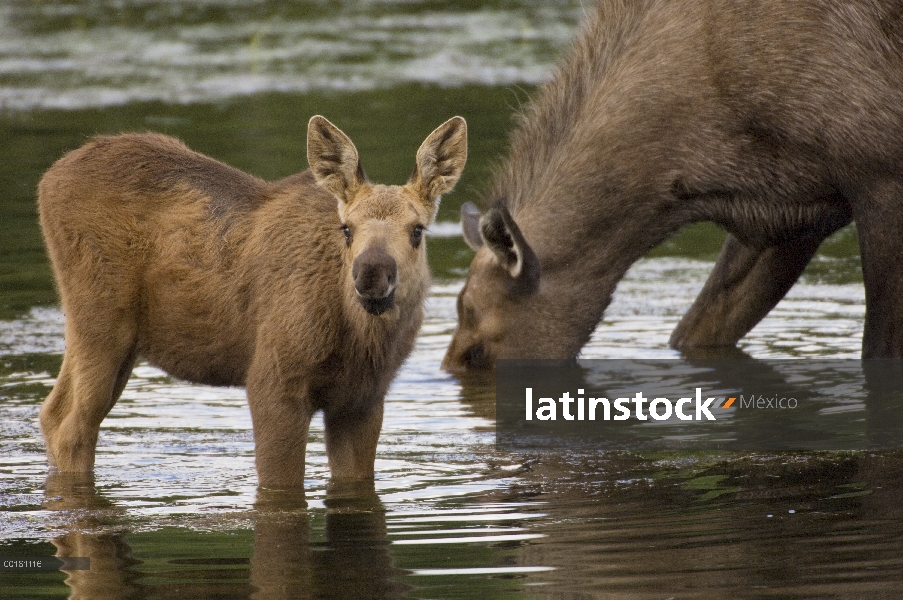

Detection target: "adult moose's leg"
[669, 232, 830, 350]
[853, 179, 903, 358]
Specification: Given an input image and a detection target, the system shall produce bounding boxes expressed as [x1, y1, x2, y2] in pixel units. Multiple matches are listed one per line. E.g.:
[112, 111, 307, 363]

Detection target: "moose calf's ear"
[461, 202, 483, 251]
[410, 116, 468, 206]
[479, 199, 540, 293]
[307, 115, 366, 204]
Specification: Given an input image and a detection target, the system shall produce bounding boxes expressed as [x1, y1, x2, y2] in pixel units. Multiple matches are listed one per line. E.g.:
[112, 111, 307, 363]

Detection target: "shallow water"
[1, 1, 901, 598]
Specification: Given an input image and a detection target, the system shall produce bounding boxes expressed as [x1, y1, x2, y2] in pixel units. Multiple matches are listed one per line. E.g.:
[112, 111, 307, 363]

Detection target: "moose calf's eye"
[410, 225, 424, 248]
[341, 225, 352, 245]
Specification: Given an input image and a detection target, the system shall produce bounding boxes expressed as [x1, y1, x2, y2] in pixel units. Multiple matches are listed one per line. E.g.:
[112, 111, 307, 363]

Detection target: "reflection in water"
[863, 361, 903, 448]
[251, 489, 312, 600]
[45, 477, 410, 599]
[513, 452, 903, 598]
[39, 451, 903, 598]
[44, 472, 141, 600]
[253, 483, 408, 600]
[316, 484, 408, 599]
[454, 370, 496, 422]
[5, 265, 894, 598]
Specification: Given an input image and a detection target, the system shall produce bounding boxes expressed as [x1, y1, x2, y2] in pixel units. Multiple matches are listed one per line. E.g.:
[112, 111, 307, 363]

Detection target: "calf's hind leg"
[40, 320, 137, 472]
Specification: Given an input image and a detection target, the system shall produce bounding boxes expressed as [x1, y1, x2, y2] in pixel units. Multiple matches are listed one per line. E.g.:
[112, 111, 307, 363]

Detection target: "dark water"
[2, 1, 901, 598]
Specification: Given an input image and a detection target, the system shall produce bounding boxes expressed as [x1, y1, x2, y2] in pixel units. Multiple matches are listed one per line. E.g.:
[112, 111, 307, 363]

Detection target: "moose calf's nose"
[353, 247, 397, 298]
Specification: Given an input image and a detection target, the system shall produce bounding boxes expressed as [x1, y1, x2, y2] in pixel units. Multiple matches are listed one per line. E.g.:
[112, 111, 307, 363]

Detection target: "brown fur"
[444, 0, 903, 370]
[39, 116, 467, 488]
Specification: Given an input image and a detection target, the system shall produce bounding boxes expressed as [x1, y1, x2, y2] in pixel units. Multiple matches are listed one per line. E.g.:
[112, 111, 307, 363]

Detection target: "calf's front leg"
[246, 364, 314, 490]
[324, 401, 384, 481]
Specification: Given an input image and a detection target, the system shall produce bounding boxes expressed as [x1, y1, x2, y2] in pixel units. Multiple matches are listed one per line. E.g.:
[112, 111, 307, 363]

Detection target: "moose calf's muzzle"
[353, 246, 397, 315]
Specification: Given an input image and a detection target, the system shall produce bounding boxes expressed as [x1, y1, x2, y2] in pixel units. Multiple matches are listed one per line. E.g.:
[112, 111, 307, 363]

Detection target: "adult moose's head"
[308, 115, 468, 319]
[442, 198, 596, 371]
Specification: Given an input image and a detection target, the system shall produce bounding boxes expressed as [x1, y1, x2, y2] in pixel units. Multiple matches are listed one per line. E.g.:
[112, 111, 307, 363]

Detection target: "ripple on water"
[0, 254, 869, 536]
[1, 250, 886, 598]
[0, 1, 584, 111]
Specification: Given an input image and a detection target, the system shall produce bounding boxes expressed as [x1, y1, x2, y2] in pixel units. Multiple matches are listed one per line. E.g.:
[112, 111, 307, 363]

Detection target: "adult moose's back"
[444, 0, 903, 371]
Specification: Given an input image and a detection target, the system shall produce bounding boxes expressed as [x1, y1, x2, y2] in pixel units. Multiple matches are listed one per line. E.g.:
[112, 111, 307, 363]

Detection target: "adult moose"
[39, 115, 467, 488]
[444, 0, 903, 371]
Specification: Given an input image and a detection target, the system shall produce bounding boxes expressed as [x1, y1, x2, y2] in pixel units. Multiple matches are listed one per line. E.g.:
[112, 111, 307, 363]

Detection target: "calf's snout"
[353, 247, 397, 315]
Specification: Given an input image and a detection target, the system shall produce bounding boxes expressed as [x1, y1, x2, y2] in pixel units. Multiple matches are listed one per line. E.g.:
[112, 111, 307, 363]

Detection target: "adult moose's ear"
[307, 115, 367, 204]
[480, 198, 540, 293]
[409, 117, 467, 212]
[461, 202, 483, 251]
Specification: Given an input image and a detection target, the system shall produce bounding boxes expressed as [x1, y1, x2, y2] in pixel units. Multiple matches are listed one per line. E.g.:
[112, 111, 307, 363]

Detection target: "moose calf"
[38, 115, 467, 488]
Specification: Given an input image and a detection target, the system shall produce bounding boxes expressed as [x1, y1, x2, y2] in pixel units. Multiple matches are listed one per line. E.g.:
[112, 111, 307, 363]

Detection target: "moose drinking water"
[443, 0, 903, 371]
[38, 115, 467, 488]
